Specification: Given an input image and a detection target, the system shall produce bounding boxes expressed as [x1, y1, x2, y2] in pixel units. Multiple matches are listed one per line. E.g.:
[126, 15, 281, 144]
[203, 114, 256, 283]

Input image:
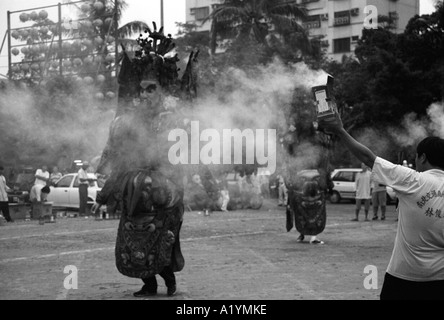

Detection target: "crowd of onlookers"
[182, 168, 287, 213]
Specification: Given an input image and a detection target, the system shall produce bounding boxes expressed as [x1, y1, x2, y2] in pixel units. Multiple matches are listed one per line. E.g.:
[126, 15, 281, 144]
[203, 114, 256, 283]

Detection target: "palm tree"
[206, 0, 308, 55]
[78, 0, 149, 47]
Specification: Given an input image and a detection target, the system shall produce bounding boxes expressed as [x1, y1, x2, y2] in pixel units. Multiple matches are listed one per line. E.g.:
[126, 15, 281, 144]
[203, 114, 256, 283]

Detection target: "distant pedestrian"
[49, 166, 62, 186]
[0, 166, 13, 222]
[78, 161, 94, 215]
[371, 178, 387, 221]
[34, 165, 50, 187]
[277, 174, 288, 206]
[353, 163, 372, 221]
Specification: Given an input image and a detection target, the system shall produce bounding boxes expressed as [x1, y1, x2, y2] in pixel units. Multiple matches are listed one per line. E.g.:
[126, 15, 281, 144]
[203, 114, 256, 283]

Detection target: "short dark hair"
[0, 166, 4, 170]
[417, 137, 444, 169]
[41, 186, 51, 194]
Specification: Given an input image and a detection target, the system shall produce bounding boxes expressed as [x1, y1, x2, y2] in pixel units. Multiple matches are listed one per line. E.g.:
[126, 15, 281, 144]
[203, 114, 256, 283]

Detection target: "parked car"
[46, 173, 103, 210]
[329, 168, 397, 204]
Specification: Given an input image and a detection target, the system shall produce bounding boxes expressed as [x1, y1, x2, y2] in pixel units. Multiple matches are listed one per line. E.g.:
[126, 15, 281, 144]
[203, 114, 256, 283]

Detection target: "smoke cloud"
[0, 80, 115, 171]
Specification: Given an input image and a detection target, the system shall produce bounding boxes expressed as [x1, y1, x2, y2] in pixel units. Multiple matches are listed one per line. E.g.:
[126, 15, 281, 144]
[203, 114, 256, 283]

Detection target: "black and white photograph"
[0, 0, 443, 306]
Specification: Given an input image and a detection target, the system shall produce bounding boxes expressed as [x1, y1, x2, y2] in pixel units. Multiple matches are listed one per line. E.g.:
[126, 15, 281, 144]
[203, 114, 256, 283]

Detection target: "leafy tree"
[206, 0, 308, 56]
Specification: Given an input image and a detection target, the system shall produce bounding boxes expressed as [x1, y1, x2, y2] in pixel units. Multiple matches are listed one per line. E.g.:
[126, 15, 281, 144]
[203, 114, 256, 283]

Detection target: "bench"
[31, 202, 54, 221]
[8, 203, 30, 220]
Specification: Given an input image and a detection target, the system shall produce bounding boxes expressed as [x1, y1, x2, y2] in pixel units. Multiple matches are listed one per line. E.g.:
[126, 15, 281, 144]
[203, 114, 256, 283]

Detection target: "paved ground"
[0, 199, 399, 300]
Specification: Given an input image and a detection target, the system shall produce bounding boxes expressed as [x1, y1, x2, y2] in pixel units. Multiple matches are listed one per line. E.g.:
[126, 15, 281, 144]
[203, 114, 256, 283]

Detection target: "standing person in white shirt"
[34, 165, 50, 186]
[33, 165, 50, 209]
[353, 163, 372, 221]
[319, 111, 444, 300]
[0, 166, 13, 222]
[78, 161, 94, 215]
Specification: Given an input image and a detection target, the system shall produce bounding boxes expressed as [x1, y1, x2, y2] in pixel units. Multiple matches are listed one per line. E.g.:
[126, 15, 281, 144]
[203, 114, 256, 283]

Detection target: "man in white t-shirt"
[33, 166, 50, 207]
[34, 165, 50, 186]
[353, 163, 372, 221]
[319, 111, 444, 300]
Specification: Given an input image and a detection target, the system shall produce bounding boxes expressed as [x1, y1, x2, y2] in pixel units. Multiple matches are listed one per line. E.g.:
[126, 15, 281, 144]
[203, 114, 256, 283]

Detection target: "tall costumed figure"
[285, 76, 336, 244]
[92, 22, 199, 297]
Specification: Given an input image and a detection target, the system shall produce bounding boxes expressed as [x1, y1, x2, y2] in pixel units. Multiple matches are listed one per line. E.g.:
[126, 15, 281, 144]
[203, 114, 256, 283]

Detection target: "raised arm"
[318, 112, 377, 169]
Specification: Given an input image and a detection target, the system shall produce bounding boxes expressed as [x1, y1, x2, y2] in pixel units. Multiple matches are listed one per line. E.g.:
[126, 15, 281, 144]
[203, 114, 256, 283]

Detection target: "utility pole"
[160, 0, 164, 27]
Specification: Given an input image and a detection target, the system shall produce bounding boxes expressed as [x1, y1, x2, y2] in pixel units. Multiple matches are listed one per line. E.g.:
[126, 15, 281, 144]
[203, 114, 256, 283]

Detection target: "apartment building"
[303, 0, 419, 61]
[185, 0, 420, 61]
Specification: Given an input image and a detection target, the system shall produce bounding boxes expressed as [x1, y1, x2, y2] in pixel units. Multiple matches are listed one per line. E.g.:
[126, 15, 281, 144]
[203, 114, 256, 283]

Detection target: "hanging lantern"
[72, 39, 82, 49]
[40, 26, 49, 35]
[11, 30, 20, 39]
[20, 30, 29, 39]
[30, 45, 40, 54]
[106, 91, 115, 99]
[81, 3, 91, 13]
[63, 60, 72, 68]
[83, 57, 93, 65]
[93, 19, 103, 27]
[104, 17, 113, 28]
[49, 25, 58, 34]
[51, 61, 59, 69]
[21, 47, 29, 54]
[83, 76, 94, 85]
[106, 35, 115, 43]
[82, 39, 93, 48]
[82, 20, 93, 29]
[96, 74, 105, 83]
[39, 44, 47, 53]
[95, 92, 105, 100]
[11, 65, 20, 73]
[73, 58, 83, 67]
[93, 1, 105, 11]
[94, 36, 104, 46]
[30, 11, 39, 21]
[19, 13, 30, 22]
[62, 42, 72, 52]
[11, 48, 20, 56]
[31, 63, 40, 71]
[39, 10, 48, 20]
[21, 63, 30, 71]
[105, 54, 114, 63]
[29, 28, 39, 39]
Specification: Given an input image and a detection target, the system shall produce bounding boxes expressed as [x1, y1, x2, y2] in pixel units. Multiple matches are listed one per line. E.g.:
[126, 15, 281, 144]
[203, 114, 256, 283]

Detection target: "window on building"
[190, 6, 210, 21]
[388, 11, 399, 28]
[333, 37, 351, 53]
[303, 15, 321, 29]
[334, 10, 350, 26]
